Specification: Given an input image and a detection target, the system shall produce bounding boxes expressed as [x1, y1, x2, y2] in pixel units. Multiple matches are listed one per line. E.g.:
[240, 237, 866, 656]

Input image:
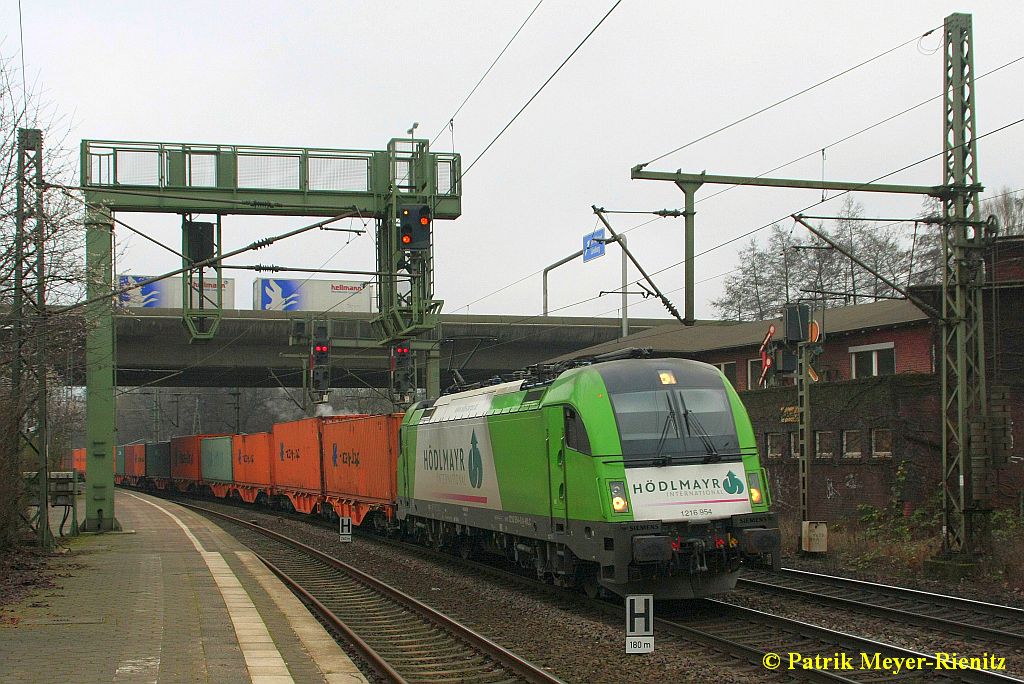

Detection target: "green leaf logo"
[723, 470, 745, 495]
[468, 430, 483, 489]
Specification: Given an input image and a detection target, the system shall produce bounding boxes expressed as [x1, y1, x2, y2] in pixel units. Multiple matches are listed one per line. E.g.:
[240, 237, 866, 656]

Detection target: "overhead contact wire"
[430, 0, 545, 147]
[640, 116, 1024, 283]
[460, 0, 622, 179]
[638, 24, 943, 168]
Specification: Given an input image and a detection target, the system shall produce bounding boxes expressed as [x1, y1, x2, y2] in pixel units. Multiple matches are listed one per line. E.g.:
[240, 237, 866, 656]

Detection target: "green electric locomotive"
[397, 353, 780, 599]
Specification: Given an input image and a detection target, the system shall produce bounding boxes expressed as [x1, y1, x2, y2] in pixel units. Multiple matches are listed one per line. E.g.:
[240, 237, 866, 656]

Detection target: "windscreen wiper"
[676, 392, 720, 462]
[653, 394, 679, 464]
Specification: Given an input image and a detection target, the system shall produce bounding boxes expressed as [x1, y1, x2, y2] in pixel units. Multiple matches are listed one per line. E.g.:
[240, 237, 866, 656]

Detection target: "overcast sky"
[6, 1, 1023, 321]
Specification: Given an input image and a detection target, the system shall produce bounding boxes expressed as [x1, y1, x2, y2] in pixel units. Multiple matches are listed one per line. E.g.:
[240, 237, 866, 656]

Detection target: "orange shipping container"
[232, 432, 273, 504]
[124, 444, 147, 479]
[171, 434, 224, 486]
[272, 418, 326, 514]
[321, 415, 401, 525]
[72, 448, 86, 477]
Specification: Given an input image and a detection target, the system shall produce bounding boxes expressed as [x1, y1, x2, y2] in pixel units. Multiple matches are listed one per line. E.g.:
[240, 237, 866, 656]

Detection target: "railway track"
[350, 521, 1018, 683]
[739, 567, 1024, 648]
[179, 502, 562, 684]
[159, 493, 1022, 683]
[659, 600, 1018, 684]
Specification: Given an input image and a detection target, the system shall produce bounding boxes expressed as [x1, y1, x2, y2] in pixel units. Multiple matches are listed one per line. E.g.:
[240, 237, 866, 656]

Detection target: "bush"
[0, 400, 28, 550]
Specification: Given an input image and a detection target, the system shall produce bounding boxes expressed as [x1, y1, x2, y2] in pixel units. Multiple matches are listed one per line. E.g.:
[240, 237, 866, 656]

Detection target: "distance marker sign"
[625, 594, 654, 653]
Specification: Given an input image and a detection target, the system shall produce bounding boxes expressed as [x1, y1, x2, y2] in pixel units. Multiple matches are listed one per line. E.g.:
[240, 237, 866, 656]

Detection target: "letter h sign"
[625, 594, 654, 653]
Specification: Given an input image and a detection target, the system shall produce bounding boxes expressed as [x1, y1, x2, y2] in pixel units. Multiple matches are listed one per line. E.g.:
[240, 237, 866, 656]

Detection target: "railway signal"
[392, 341, 415, 393]
[310, 323, 331, 396]
[399, 204, 431, 251]
[311, 324, 331, 367]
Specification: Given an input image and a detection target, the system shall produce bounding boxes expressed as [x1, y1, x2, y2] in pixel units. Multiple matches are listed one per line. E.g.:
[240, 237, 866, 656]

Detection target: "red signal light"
[419, 216, 429, 226]
[401, 234, 412, 244]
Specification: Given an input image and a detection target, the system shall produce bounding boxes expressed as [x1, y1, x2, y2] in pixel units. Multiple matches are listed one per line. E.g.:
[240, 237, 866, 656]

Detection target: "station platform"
[0, 490, 368, 684]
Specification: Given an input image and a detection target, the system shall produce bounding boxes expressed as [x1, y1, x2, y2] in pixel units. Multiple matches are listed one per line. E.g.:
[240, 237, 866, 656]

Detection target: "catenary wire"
[448, 214, 664, 312]
[118, 216, 375, 398]
[638, 24, 943, 168]
[460, 0, 622, 179]
[48, 182, 187, 259]
[446, 56, 1023, 313]
[455, 117, 1024, 344]
[52, 212, 358, 316]
[641, 116, 1024, 283]
[17, 0, 28, 121]
[430, 0, 545, 147]
[693, 54, 1024, 206]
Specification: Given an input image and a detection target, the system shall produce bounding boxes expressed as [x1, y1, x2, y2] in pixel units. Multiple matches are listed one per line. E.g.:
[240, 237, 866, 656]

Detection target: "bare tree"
[712, 199, 946, 320]
[982, 186, 1024, 236]
[0, 52, 87, 548]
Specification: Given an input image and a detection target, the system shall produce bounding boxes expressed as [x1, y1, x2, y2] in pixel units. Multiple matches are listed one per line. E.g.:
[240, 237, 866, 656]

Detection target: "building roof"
[549, 299, 931, 362]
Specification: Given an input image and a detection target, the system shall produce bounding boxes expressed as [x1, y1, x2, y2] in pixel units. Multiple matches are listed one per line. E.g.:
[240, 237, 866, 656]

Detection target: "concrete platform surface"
[0, 490, 368, 684]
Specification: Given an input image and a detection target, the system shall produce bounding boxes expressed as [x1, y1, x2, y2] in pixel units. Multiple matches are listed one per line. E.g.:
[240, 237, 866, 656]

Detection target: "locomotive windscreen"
[598, 359, 740, 463]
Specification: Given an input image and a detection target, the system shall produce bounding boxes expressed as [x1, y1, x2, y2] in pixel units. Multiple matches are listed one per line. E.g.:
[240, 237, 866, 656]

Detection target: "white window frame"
[766, 432, 783, 459]
[790, 431, 800, 459]
[713, 361, 737, 386]
[842, 430, 862, 458]
[815, 430, 834, 459]
[849, 342, 895, 379]
[872, 428, 893, 458]
[747, 358, 764, 390]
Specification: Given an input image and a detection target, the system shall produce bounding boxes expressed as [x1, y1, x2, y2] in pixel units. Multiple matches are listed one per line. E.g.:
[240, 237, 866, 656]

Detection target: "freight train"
[100, 352, 781, 600]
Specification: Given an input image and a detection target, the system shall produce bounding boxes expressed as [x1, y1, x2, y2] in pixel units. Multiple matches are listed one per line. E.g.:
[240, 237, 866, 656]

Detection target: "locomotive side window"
[563, 406, 591, 455]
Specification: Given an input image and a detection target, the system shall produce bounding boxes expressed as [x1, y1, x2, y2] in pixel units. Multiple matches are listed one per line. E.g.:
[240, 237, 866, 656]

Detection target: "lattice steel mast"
[13, 128, 52, 549]
[940, 13, 991, 555]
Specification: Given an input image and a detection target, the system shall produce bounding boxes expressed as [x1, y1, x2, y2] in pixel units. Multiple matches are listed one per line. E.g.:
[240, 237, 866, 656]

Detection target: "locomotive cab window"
[563, 406, 591, 455]
[609, 386, 739, 463]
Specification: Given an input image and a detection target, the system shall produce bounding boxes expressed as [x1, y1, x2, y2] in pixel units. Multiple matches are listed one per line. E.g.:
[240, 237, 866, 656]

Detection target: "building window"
[713, 362, 737, 387]
[815, 431, 834, 459]
[790, 432, 800, 459]
[850, 342, 896, 378]
[747, 358, 764, 390]
[842, 430, 862, 458]
[766, 432, 783, 459]
[872, 428, 893, 458]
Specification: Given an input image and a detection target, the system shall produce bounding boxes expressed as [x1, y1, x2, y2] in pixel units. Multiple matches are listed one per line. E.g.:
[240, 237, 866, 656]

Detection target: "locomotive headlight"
[747, 471, 763, 504]
[609, 480, 629, 513]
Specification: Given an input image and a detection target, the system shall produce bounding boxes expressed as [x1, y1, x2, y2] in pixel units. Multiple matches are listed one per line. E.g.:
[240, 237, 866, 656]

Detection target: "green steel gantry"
[632, 13, 992, 557]
[79, 138, 460, 531]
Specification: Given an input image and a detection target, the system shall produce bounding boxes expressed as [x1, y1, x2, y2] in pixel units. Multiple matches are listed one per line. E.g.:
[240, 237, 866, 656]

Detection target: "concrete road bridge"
[109, 309, 667, 390]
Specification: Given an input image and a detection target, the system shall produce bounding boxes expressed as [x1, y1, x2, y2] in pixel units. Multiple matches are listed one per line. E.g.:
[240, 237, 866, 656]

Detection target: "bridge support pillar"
[84, 206, 118, 531]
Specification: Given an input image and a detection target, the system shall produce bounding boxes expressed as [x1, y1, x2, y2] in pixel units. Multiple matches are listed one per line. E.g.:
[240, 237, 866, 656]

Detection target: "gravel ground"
[187, 498, 787, 683]
[784, 553, 1024, 610]
[718, 586, 1023, 678]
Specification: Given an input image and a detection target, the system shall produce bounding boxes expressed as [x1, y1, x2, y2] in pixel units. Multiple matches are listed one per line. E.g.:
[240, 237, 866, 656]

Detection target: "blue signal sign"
[583, 228, 606, 263]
